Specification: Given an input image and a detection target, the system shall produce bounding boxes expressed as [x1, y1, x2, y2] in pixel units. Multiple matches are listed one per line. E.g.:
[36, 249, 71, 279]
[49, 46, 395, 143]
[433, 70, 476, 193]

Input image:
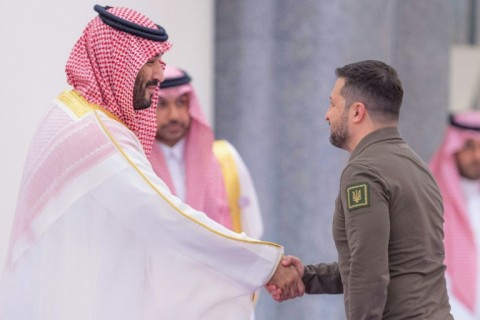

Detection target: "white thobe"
[447, 179, 480, 319]
[0, 91, 282, 320]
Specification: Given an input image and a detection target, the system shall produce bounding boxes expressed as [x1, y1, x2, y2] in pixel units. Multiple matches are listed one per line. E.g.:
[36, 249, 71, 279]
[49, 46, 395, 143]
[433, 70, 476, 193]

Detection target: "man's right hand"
[265, 255, 305, 302]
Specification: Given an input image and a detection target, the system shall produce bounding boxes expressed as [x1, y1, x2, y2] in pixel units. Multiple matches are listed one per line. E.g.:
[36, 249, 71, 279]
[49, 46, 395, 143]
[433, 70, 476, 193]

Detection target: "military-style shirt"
[303, 127, 453, 320]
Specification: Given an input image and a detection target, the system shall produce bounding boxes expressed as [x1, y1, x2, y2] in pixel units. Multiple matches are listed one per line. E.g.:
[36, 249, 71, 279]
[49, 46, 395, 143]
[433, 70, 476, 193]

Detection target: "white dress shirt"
[463, 179, 480, 317]
[158, 139, 186, 201]
[447, 179, 480, 320]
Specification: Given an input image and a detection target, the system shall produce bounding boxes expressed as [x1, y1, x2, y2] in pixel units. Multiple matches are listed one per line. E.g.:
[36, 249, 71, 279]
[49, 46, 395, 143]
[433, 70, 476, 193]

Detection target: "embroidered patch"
[346, 183, 370, 211]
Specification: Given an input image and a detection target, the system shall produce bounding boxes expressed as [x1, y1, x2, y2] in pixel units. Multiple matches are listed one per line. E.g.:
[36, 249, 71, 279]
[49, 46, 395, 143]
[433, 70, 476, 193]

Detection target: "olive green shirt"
[303, 127, 452, 320]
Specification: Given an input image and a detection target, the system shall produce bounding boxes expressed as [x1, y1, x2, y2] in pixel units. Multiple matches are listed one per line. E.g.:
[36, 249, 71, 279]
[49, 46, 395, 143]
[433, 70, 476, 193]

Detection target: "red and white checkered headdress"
[430, 111, 480, 312]
[66, 5, 171, 156]
[150, 66, 232, 228]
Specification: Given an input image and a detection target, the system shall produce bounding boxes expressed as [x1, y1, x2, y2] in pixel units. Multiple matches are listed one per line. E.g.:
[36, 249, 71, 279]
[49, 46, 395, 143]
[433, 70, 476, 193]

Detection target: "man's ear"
[351, 102, 366, 123]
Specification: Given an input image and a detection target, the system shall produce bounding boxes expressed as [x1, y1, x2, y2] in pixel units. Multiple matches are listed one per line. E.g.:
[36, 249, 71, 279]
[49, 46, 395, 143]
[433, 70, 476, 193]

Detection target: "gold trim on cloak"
[56, 90, 281, 248]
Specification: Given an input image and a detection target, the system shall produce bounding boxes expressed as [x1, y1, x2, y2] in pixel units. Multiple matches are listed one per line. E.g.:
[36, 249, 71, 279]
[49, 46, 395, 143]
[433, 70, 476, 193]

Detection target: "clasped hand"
[265, 255, 305, 302]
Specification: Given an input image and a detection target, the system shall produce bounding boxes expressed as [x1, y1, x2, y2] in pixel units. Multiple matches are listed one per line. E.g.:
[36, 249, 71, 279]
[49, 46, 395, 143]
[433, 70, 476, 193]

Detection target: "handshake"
[265, 255, 305, 302]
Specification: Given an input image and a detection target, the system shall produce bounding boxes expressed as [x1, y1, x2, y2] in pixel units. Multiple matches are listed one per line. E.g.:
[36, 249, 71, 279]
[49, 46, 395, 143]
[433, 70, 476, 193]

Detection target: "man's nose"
[153, 61, 165, 83]
[168, 105, 181, 119]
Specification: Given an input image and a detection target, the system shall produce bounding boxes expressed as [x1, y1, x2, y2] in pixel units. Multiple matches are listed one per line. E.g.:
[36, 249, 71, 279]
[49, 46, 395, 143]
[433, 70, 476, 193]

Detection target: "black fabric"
[449, 113, 480, 131]
[160, 71, 192, 88]
[302, 263, 343, 295]
[94, 5, 168, 42]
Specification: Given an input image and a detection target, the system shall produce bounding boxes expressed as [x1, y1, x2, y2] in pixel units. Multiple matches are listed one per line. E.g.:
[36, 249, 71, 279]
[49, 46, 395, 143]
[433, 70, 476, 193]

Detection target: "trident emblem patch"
[346, 183, 370, 211]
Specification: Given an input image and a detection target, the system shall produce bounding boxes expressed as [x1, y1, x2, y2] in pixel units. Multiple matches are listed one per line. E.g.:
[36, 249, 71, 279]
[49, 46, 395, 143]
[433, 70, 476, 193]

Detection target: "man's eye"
[464, 140, 475, 150]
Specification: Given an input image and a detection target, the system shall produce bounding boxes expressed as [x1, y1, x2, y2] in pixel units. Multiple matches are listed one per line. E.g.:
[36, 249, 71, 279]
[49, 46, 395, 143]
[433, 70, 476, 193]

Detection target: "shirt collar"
[158, 138, 186, 162]
[350, 127, 402, 160]
[460, 177, 480, 198]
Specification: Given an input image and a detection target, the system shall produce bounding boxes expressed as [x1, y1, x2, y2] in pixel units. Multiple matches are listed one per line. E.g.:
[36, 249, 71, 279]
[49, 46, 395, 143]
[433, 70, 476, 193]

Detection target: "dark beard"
[133, 79, 158, 110]
[329, 133, 346, 149]
[329, 114, 349, 149]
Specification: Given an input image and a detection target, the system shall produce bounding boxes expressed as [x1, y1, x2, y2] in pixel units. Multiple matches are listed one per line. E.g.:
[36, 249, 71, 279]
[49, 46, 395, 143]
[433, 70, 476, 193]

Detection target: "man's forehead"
[159, 92, 189, 101]
[464, 137, 480, 145]
[333, 78, 345, 93]
[331, 79, 345, 98]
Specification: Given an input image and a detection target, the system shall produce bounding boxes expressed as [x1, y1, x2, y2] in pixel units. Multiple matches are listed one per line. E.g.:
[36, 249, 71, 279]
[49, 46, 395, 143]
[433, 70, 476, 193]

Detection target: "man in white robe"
[151, 66, 264, 238]
[0, 5, 303, 320]
[430, 111, 480, 319]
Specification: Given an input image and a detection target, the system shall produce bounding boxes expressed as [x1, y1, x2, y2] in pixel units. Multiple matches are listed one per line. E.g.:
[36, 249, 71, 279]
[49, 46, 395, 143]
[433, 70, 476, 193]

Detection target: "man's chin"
[156, 137, 182, 147]
[135, 99, 152, 110]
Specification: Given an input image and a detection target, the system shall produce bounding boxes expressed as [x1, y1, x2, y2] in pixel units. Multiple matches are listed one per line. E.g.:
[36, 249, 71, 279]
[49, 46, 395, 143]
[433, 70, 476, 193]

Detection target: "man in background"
[150, 66, 263, 239]
[0, 5, 303, 319]
[150, 66, 265, 318]
[430, 111, 480, 319]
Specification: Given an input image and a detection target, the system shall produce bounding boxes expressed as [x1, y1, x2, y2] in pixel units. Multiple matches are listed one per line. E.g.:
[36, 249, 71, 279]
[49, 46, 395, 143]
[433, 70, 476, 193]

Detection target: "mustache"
[160, 120, 187, 129]
[146, 80, 159, 87]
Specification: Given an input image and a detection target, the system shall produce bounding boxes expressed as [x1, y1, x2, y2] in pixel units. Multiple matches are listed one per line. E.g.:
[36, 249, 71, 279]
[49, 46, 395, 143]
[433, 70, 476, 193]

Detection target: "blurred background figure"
[151, 66, 264, 238]
[150, 66, 265, 318]
[430, 111, 480, 320]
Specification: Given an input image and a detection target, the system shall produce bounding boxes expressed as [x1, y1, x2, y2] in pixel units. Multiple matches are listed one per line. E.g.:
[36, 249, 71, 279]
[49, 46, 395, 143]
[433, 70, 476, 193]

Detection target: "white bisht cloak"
[0, 91, 283, 320]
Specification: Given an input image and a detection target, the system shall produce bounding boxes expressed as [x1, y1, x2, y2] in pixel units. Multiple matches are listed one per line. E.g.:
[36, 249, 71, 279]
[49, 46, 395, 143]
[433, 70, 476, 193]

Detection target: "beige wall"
[450, 45, 480, 112]
[0, 0, 213, 271]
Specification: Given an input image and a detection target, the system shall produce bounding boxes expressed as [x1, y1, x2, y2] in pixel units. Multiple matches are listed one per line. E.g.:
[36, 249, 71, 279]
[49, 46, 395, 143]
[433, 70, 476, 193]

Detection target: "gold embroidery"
[57, 90, 279, 246]
[213, 140, 242, 233]
[93, 112, 280, 247]
[352, 189, 362, 204]
[347, 183, 370, 211]
[57, 90, 124, 124]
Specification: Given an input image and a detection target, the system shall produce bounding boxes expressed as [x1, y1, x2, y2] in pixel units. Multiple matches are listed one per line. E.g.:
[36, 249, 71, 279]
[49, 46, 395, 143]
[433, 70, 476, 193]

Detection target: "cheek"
[137, 67, 148, 82]
[457, 154, 473, 171]
[156, 111, 169, 125]
[185, 117, 192, 127]
[143, 71, 152, 84]
[180, 109, 191, 123]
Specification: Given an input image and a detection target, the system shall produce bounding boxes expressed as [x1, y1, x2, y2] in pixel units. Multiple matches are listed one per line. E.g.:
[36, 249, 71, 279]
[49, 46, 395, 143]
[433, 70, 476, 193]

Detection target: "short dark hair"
[335, 60, 403, 122]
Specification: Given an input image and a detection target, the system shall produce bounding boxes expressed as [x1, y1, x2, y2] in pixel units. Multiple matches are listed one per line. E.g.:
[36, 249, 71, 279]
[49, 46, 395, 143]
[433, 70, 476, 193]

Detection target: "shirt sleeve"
[302, 262, 343, 294]
[96, 115, 284, 292]
[340, 162, 390, 319]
